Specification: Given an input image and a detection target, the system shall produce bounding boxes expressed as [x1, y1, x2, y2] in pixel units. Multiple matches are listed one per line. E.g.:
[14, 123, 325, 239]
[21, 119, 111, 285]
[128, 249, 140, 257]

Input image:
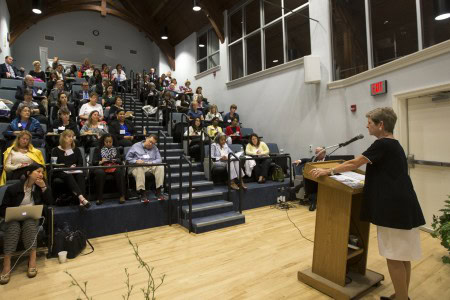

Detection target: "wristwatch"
[330, 168, 335, 176]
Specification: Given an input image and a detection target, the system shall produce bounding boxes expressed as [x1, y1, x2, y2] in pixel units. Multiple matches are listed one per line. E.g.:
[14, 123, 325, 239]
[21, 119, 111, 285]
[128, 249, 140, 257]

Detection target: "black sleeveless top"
[361, 138, 425, 229]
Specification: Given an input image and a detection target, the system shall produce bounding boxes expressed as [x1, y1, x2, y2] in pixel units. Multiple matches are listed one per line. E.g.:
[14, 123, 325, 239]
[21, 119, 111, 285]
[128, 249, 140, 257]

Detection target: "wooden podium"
[297, 161, 384, 299]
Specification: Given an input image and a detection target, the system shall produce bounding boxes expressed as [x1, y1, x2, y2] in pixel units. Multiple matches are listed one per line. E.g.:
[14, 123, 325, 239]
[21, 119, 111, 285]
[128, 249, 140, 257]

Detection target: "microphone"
[339, 134, 364, 147]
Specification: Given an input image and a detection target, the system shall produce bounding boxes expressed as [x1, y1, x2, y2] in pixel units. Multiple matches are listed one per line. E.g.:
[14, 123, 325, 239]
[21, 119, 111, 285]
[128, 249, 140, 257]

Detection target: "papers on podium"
[330, 171, 365, 189]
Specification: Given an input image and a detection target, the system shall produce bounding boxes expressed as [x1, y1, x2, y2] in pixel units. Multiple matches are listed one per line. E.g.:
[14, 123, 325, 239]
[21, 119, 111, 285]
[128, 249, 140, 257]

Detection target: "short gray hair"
[366, 107, 397, 133]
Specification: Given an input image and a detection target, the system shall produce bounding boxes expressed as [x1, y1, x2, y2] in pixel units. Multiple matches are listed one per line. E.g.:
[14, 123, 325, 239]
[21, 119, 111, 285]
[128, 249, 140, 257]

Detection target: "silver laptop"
[5, 205, 43, 222]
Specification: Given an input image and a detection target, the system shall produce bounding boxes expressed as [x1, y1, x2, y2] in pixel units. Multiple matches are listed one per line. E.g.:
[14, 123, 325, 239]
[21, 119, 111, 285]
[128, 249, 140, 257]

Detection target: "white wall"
[173, 1, 450, 161]
[0, 0, 11, 58]
[11, 11, 160, 74]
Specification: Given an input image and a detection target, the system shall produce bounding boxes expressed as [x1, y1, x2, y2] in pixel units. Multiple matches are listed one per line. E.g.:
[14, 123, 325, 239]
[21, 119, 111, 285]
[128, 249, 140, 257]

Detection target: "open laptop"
[5, 205, 43, 223]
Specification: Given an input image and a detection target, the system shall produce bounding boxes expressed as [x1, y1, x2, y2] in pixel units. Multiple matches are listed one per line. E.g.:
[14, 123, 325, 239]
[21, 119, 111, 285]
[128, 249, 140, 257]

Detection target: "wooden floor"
[1, 204, 449, 300]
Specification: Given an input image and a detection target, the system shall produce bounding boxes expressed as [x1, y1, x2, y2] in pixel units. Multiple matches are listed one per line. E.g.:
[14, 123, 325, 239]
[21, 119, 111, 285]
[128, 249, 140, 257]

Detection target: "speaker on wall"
[304, 55, 321, 84]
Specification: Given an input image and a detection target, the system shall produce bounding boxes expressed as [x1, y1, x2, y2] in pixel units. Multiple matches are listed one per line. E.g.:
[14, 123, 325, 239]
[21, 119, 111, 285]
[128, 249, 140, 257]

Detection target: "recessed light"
[273, 59, 279, 63]
[436, 13, 450, 20]
[199, 44, 205, 47]
[32, 8, 42, 14]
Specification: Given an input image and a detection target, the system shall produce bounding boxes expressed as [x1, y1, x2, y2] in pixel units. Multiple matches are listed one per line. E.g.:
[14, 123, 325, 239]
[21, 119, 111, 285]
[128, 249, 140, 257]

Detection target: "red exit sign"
[371, 80, 387, 96]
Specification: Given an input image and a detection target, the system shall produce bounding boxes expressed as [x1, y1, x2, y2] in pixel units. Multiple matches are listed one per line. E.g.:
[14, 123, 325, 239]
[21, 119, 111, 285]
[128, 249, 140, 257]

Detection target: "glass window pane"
[198, 59, 207, 73]
[421, 0, 450, 48]
[245, 0, 260, 34]
[198, 33, 207, 60]
[208, 29, 219, 54]
[286, 7, 311, 62]
[284, 0, 308, 12]
[230, 42, 244, 80]
[264, 0, 282, 25]
[230, 11, 243, 43]
[209, 53, 220, 69]
[265, 21, 283, 69]
[371, 0, 418, 67]
[331, 0, 368, 80]
[246, 33, 262, 75]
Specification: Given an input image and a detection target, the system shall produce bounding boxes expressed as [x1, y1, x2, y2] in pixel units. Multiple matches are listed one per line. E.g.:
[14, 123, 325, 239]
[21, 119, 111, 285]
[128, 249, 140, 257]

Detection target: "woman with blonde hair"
[205, 104, 223, 121]
[80, 110, 108, 148]
[51, 129, 90, 208]
[29, 61, 45, 82]
[0, 131, 45, 185]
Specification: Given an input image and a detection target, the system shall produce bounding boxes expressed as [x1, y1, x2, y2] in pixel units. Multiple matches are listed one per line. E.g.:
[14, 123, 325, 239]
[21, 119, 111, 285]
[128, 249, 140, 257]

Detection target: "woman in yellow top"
[245, 133, 271, 183]
[207, 117, 224, 140]
[1, 131, 46, 185]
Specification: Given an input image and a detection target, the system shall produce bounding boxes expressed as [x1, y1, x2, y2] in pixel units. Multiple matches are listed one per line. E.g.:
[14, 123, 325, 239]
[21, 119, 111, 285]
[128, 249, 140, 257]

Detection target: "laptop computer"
[5, 205, 43, 223]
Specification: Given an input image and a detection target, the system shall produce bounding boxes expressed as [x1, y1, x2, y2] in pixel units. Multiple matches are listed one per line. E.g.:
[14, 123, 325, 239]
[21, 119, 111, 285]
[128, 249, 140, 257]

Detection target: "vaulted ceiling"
[6, 0, 242, 69]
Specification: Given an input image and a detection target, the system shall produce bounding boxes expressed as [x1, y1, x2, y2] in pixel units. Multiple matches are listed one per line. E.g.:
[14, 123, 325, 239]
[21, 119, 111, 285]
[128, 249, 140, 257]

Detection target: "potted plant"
[431, 195, 450, 264]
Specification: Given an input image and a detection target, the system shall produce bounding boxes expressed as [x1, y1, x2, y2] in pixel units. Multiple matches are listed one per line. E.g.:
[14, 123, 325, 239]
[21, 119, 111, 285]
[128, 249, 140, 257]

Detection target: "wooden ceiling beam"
[100, 0, 107, 16]
[199, 0, 225, 43]
[8, 0, 175, 69]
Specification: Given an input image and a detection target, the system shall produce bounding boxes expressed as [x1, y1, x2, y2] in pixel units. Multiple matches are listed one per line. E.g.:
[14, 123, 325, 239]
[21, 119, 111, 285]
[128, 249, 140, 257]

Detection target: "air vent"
[130, 50, 137, 54]
[44, 35, 55, 41]
[105, 45, 112, 50]
[76, 41, 85, 46]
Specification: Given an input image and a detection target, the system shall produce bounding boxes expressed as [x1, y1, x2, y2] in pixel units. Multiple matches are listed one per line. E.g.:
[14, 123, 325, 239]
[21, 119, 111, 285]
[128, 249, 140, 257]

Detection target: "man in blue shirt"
[125, 134, 165, 202]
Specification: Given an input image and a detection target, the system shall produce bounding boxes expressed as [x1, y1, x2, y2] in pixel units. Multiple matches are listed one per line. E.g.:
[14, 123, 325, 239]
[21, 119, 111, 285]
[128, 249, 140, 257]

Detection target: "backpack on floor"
[271, 164, 285, 182]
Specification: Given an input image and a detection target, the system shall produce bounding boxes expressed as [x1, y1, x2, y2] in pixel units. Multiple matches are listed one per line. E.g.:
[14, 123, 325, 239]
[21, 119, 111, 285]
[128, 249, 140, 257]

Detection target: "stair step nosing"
[182, 202, 232, 212]
[194, 214, 244, 227]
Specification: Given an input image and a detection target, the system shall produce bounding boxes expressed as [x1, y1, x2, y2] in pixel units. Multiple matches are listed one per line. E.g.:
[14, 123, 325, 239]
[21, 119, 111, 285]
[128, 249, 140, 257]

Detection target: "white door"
[407, 95, 450, 231]
[39, 46, 48, 70]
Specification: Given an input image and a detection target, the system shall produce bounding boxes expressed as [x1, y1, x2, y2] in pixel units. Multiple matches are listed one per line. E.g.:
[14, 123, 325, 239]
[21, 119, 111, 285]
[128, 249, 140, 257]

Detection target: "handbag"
[103, 161, 118, 173]
[51, 223, 94, 258]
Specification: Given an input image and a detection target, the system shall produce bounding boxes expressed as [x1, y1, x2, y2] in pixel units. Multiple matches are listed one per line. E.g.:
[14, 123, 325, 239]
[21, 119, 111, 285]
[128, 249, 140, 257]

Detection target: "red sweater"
[225, 126, 242, 141]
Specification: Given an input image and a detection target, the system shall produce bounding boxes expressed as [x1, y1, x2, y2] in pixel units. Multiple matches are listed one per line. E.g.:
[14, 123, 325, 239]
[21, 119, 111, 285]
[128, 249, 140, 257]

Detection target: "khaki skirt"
[377, 225, 422, 261]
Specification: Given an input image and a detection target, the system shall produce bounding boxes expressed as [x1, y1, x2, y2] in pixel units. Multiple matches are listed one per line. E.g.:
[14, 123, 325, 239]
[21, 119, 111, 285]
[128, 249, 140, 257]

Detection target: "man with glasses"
[125, 134, 165, 202]
[0, 56, 24, 79]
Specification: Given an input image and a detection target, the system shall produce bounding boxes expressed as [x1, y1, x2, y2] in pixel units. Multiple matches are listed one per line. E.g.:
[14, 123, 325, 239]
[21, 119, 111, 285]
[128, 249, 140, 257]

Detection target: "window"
[370, 0, 418, 67]
[331, 0, 368, 80]
[228, 0, 311, 81]
[421, 0, 450, 49]
[197, 28, 220, 74]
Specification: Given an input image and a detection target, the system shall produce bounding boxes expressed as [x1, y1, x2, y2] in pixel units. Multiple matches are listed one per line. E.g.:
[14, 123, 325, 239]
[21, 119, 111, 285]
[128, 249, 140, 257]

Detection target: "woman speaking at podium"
[311, 107, 425, 300]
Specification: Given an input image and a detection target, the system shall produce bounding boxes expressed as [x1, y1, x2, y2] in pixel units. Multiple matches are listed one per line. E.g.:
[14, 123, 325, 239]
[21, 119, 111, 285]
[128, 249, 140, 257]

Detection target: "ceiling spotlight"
[273, 59, 279, 63]
[434, 0, 450, 20]
[32, 0, 42, 14]
[161, 26, 168, 40]
[199, 44, 205, 47]
[193, 0, 201, 11]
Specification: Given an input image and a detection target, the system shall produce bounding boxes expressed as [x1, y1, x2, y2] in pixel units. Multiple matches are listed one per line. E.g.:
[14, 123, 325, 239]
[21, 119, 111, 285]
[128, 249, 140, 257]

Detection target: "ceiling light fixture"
[199, 44, 205, 47]
[434, 0, 450, 20]
[273, 59, 279, 63]
[161, 26, 168, 40]
[32, 0, 42, 14]
[193, 0, 202, 11]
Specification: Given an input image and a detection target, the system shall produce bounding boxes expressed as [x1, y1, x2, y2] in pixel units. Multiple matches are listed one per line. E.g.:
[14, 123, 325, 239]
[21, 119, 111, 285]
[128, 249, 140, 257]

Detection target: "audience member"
[91, 133, 126, 205]
[111, 64, 127, 92]
[148, 67, 158, 83]
[211, 134, 247, 190]
[50, 107, 80, 138]
[65, 64, 78, 78]
[184, 117, 205, 161]
[3, 104, 44, 147]
[0, 56, 24, 79]
[89, 68, 102, 87]
[193, 87, 203, 102]
[84, 65, 94, 78]
[102, 85, 115, 107]
[80, 111, 108, 148]
[207, 117, 226, 141]
[51, 129, 90, 208]
[51, 56, 59, 70]
[109, 109, 135, 147]
[15, 75, 46, 102]
[11, 89, 47, 124]
[175, 93, 190, 113]
[55, 64, 65, 81]
[29, 61, 46, 81]
[0, 163, 52, 285]
[146, 82, 160, 107]
[205, 105, 223, 121]
[79, 92, 103, 121]
[225, 117, 242, 145]
[100, 64, 110, 80]
[0, 131, 46, 185]
[77, 81, 91, 105]
[46, 72, 58, 94]
[80, 58, 91, 74]
[223, 104, 240, 125]
[187, 101, 204, 121]
[125, 134, 165, 202]
[246, 133, 271, 183]
[51, 92, 76, 123]
[181, 80, 193, 101]
[48, 80, 66, 106]
[157, 74, 169, 91]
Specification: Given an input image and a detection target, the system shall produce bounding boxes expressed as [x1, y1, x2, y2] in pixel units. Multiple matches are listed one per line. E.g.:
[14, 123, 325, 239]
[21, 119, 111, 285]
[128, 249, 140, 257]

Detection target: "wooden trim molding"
[328, 40, 450, 90]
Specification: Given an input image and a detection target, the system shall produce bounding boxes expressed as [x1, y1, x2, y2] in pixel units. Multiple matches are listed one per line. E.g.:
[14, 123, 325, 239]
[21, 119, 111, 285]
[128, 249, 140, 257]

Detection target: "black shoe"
[309, 201, 316, 211]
